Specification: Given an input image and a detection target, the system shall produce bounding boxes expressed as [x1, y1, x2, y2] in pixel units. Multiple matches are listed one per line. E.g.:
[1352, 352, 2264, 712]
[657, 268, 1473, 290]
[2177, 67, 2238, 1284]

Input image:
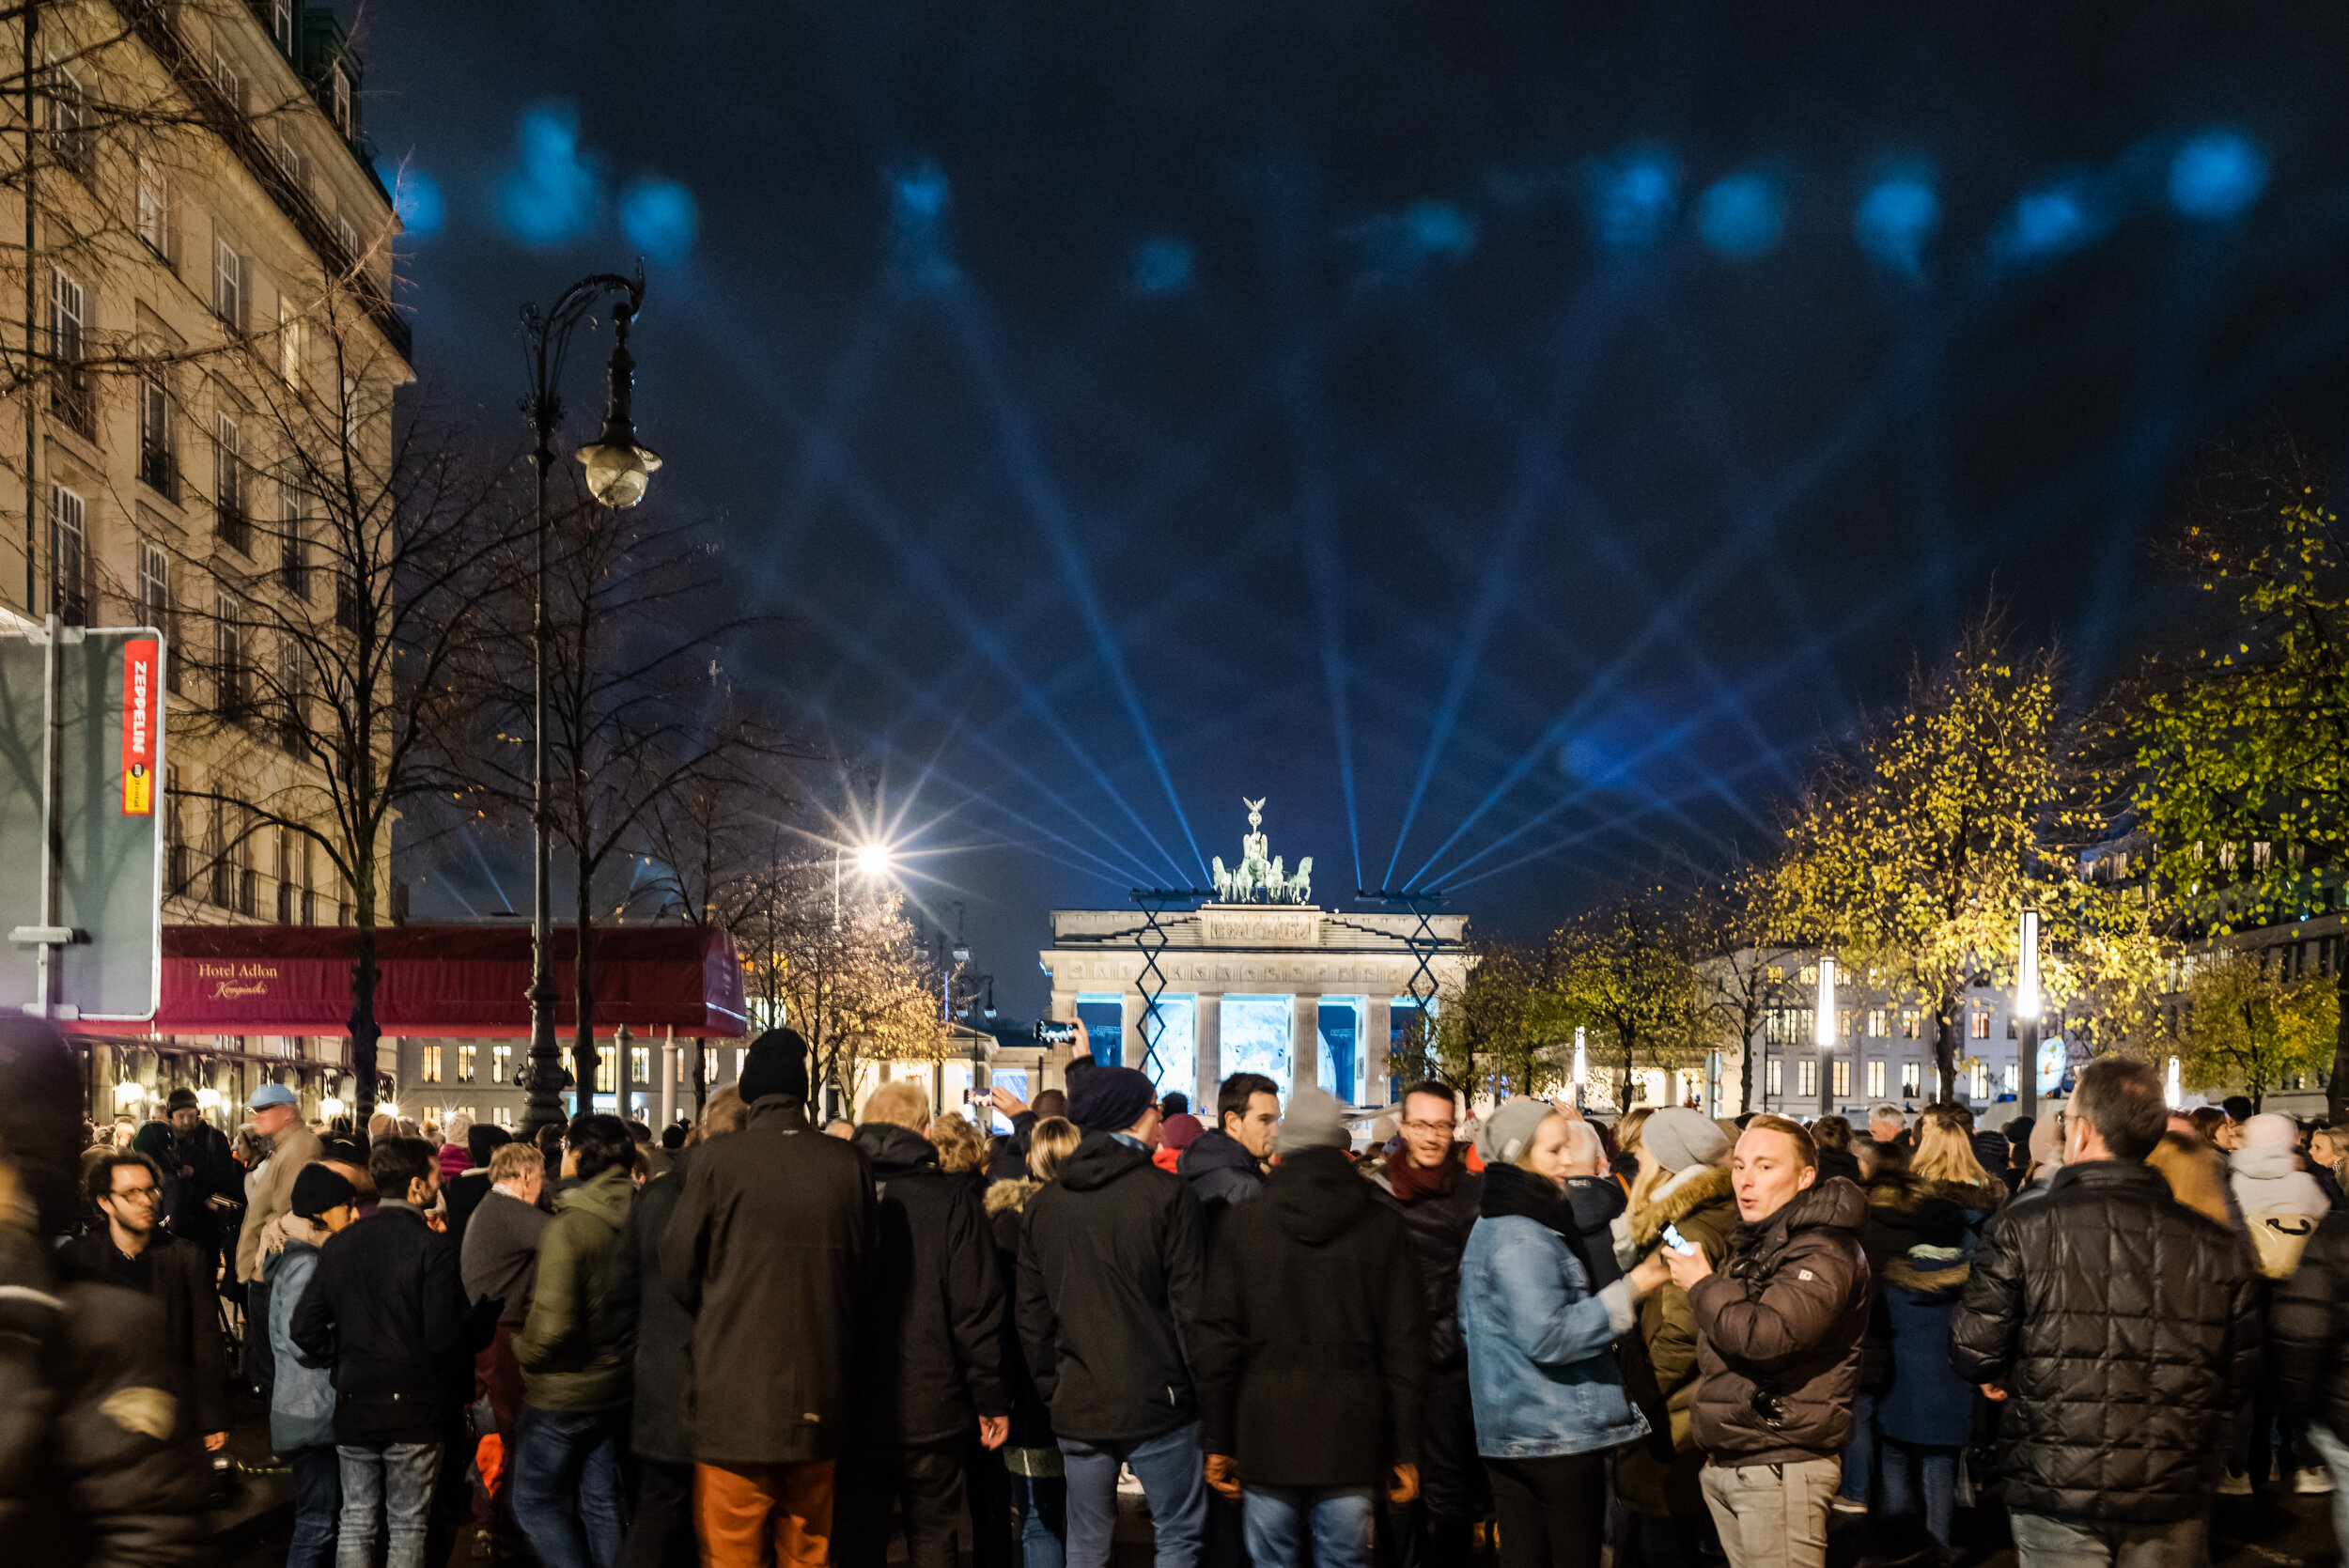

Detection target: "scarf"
[1387, 1142, 1465, 1204]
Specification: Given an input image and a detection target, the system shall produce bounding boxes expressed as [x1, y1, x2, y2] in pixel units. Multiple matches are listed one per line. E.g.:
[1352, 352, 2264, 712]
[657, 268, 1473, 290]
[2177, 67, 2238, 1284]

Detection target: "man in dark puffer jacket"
[1951, 1058, 2259, 1568]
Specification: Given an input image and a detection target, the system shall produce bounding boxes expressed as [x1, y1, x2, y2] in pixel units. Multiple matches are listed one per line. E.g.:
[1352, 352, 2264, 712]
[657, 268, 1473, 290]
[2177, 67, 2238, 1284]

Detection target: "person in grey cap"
[1195, 1087, 1426, 1568]
[237, 1079, 323, 1402]
[1018, 1064, 1209, 1568]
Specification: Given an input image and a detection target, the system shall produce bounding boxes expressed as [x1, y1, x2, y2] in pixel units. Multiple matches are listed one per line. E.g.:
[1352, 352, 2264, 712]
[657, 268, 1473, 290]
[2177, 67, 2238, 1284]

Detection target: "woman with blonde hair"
[988, 1113, 1079, 1568]
[1614, 1105, 1656, 1188]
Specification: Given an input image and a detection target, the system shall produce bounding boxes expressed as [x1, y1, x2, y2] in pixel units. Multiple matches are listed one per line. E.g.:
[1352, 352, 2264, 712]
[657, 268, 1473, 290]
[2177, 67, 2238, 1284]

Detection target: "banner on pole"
[121, 639, 157, 815]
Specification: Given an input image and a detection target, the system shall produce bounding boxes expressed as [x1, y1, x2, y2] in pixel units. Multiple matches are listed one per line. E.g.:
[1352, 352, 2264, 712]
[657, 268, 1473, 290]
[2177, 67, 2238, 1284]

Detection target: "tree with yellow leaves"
[2170, 948, 2337, 1110]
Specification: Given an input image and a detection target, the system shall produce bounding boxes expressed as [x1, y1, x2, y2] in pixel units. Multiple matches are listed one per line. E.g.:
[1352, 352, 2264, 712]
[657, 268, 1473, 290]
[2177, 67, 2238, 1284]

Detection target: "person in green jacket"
[512, 1113, 638, 1568]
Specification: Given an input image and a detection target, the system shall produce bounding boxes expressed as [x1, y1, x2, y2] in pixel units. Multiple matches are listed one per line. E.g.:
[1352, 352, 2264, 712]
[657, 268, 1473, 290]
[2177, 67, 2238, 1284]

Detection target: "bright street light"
[855, 843, 894, 878]
[113, 1079, 146, 1108]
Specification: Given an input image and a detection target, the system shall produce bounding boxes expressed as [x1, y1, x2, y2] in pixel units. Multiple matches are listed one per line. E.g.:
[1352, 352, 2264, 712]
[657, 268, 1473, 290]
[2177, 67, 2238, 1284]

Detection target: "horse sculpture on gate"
[1209, 801, 1313, 904]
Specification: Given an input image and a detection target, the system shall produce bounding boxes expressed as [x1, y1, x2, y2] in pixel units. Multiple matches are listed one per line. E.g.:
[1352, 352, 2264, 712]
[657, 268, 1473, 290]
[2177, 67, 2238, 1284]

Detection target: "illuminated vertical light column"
[2015, 908, 2042, 1123]
[2166, 1054, 2183, 1110]
[1572, 1026, 1588, 1108]
[1816, 955, 1838, 1116]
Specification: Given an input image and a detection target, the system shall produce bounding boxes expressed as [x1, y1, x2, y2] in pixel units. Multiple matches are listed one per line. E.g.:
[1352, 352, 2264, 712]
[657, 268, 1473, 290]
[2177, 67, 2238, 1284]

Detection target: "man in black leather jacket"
[1951, 1058, 2259, 1568]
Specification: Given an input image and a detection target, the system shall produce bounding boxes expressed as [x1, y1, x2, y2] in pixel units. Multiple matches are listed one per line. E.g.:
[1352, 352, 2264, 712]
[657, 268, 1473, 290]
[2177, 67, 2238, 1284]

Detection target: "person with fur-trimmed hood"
[986, 1115, 1081, 1568]
[1611, 1109, 1738, 1568]
[1861, 1108, 2006, 1564]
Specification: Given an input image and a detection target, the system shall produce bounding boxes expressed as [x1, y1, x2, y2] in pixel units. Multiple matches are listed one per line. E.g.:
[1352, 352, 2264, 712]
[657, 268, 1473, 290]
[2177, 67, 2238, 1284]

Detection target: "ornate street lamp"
[518, 271, 660, 1141]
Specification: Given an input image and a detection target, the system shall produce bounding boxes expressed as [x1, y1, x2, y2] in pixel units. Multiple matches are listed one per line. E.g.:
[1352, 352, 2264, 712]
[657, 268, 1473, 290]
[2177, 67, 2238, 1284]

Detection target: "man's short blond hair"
[862, 1079, 930, 1131]
[487, 1142, 543, 1186]
[691, 1085, 749, 1144]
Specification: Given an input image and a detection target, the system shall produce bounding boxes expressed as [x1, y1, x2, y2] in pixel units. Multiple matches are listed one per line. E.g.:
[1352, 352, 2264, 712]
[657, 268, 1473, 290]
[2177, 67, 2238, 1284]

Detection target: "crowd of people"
[6, 1013, 2349, 1568]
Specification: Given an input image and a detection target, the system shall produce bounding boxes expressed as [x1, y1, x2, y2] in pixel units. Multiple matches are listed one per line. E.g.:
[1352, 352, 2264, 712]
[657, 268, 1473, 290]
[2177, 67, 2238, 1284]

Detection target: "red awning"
[81, 924, 748, 1038]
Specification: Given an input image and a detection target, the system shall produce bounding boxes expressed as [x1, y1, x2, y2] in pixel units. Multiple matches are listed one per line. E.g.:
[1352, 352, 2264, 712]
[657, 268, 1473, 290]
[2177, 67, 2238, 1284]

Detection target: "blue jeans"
[1878, 1441, 1958, 1550]
[1013, 1472, 1068, 1568]
[2305, 1422, 2349, 1554]
[1242, 1485, 1376, 1568]
[1837, 1390, 1877, 1506]
[2009, 1512, 2202, 1568]
[1062, 1422, 1207, 1568]
[336, 1441, 441, 1568]
[512, 1403, 626, 1568]
[288, 1444, 340, 1568]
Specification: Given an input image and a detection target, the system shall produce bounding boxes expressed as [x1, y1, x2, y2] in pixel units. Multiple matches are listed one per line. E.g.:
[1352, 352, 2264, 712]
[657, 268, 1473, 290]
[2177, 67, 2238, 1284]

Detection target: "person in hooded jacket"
[1863, 1110, 2006, 1563]
[1195, 1088, 1427, 1568]
[2275, 1166, 2349, 1543]
[0, 1017, 215, 1568]
[662, 1031, 875, 1568]
[602, 1086, 748, 1568]
[839, 1081, 1011, 1568]
[987, 1115, 1081, 1568]
[1611, 1109, 1738, 1568]
[511, 1114, 638, 1568]
[2227, 1112, 2330, 1495]
[1668, 1116, 1869, 1568]
[1950, 1058, 2258, 1568]
[1181, 1072, 1280, 1246]
[1461, 1098, 1671, 1568]
[271, 1164, 363, 1568]
[1018, 1065, 1209, 1568]
[1370, 1079, 1489, 1568]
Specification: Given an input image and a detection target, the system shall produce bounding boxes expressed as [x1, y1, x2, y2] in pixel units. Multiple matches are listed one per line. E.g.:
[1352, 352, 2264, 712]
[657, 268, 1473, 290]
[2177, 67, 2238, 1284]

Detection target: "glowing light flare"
[1586, 148, 1677, 250]
[620, 179, 698, 261]
[2166, 1055, 2183, 1110]
[1855, 172, 1937, 276]
[320, 1096, 347, 1119]
[113, 1079, 147, 1107]
[195, 1087, 221, 1110]
[854, 843, 895, 879]
[1696, 172, 1783, 257]
[2170, 130, 2265, 220]
[1814, 955, 1838, 1050]
[497, 103, 599, 248]
[2015, 909, 2041, 1022]
[1573, 1026, 1587, 1091]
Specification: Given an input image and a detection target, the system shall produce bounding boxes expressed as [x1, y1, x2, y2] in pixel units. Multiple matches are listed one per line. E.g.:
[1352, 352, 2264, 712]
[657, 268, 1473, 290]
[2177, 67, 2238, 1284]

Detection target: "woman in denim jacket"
[1461, 1099, 1671, 1568]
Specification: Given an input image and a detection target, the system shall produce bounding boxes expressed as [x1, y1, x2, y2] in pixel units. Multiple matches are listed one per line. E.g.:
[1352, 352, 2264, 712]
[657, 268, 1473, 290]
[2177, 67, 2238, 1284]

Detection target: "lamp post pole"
[517, 271, 661, 1141]
[2016, 908, 2042, 1127]
[1816, 955, 1839, 1118]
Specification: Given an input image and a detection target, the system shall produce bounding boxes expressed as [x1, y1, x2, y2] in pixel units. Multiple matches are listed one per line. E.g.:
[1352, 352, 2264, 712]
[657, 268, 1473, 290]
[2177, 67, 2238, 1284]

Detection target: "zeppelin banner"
[120, 638, 158, 815]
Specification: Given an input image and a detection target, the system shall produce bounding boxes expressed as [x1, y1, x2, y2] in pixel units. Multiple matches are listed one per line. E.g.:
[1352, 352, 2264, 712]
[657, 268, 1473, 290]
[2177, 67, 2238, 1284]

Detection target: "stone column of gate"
[1120, 994, 1145, 1071]
[1363, 994, 1393, 1108]
[1291, 992, 1322, 1097]
[1048, 991, 1076, 1092]
[661, 1030, 677, 1128]
[1194, 992, 1222, 1109]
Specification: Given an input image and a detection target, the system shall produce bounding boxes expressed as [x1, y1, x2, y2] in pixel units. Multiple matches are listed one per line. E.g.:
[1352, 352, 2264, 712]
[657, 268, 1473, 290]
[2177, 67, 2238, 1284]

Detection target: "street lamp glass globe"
[855, 844, 893, 878]
[576, 439, 662, 509]
[320, 1096, 346, 1119]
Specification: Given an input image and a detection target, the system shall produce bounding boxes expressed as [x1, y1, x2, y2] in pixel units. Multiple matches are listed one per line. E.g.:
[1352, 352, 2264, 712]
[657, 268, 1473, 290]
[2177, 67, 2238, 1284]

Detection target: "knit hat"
[1067, 1065, 1158, 1133]
[1644, 1107, 1731, 1173]
[1278, 1087, 1349, 1156]
[289, 1162, 357, 1220]
[2243, 1111, 2299, 1150]
[164, 1087, 200, 1113]
[1473, 1097, 1555, 1167]
[738, 1028, 812, 1104]
[1159, 1112, 1205, 1152]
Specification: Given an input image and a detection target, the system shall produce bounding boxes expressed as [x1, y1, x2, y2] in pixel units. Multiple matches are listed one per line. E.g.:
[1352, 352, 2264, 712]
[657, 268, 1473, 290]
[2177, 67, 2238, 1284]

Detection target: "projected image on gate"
[1221, 995, 1293, 1097]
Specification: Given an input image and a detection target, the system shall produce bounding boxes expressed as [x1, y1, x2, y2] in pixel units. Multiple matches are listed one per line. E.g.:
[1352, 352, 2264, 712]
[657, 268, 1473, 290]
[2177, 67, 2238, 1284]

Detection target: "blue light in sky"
[1854, 172, 1937, 276]
[1994, 176, 2110, 263]
[1586, 149, 1676, 250]
[1696, 172, 1783, 257]
[889, 157, 956, 286]
[1406, 200, 1476, 258]
[394, 168, 443, 236]
[620, 179, 697, 260]
[1131, 236, 1192, 294]
[2169, 130, 2265, 220]
[497, 104, 599, 247]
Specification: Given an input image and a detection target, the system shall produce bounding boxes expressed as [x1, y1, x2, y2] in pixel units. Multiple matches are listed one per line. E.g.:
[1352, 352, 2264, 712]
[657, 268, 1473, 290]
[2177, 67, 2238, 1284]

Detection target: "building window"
[1970, 1011, 1991, 1040]
[50, 487, 86, 626]
[1901, 1009, 1921, 1039]
[1797, 1058, 1817, 1098]
[2007, 1016, 2018, 1039]
[207, 799, 231, 907]
[331, 64, 351, 133]
[494, 1105, 514, 1128]
[277, 637, 304, 755]
[140, 376, 179, 499]
[49, 269, 91, 439]
[1901, 1061, 1921, 1095]
[1832, 1059, 1851, 1098]
[1765, 1057, 1782, 1097]
[2004, 1063, 2020, 1094]
[1866, 1008, 1887, 1038]
[215, 413, 248, 551]
[213, 53, 241, 114]
[275, 131, 302, 186]
[336, 215, 360, 265]
[216, 594, 246, 718]
[630, 1046, 649, 1086]
[1969, 1062, 1987, 1100]
[166, 766, 189, 895]
[278, 298, 303, 386]
[137, 158, 171, 258]
[1865, 1059, 1885, 1098]
[335, 569, 364, 633]
[675, 1050, 686, 1085]
[420, 1045, 442, 1085]
[492, 1044, 511, 1086]
[279, 492, 308, 599]
[595, 1053, 615, 1094]
[47, 62, 89, 174]
[458, 1044, 475, 1085]
[272, 0, 294, 49]
[139, 543, 172, 658]
[214, 239, 244, 332]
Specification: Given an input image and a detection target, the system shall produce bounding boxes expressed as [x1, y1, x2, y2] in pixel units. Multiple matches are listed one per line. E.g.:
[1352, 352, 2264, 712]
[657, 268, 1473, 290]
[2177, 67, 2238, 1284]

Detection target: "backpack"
[2248, 1212, 2317, 1280]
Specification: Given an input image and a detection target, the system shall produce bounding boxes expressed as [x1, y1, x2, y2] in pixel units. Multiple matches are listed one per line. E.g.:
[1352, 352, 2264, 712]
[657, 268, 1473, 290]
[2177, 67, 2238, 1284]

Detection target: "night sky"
[368, 1, 2349, 1017]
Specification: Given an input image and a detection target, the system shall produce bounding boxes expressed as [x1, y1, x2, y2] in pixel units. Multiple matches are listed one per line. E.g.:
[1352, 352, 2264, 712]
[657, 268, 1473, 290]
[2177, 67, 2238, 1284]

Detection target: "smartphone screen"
[1663, 1223, 1698, 1256]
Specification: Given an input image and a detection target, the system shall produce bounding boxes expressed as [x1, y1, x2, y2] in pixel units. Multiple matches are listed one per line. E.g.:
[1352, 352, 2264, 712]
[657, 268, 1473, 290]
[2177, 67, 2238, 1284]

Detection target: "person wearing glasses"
[70, 1150, 232, 1455]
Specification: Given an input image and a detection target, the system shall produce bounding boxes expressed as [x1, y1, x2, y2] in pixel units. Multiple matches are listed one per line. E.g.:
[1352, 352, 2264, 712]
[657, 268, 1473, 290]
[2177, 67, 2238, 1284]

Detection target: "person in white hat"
[235, 1080, 322, 1403]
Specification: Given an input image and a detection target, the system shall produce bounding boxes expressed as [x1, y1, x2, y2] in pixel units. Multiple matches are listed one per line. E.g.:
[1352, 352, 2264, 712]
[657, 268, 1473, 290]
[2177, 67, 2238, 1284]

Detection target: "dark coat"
[1179, 1128, 1266, 1248]
[443, 1170, 493, 1257]
[140, 1122, 237, 1252]
[1018, 1130, 1207, 1443]
[2276, 1203, 2349, 1436]
[600, 1147, 698, 1466]
[1687, 1176, 1871, 1467]
[986, 1110, 1039, 1183]
[1816, 1145, 1864, 1190]
[1879, 1255, 1976, 1449]
[661, 1095, 875, 1466]
[1859, 1172, 2004, 1397]
[1195, 1146, 1424, 1486]
[1370, 1153, 1483, 1374]
[1563, 1176, 1626, 1290]
[0, 1234, 214, 1567]
[288, 1203, 469, 1447]
[1949, 1159, 2260, 1523]
[851, 1123, 1010, 1449]
[62, 1232, 229, 1440]
[985, 1178, 1057, 1452]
